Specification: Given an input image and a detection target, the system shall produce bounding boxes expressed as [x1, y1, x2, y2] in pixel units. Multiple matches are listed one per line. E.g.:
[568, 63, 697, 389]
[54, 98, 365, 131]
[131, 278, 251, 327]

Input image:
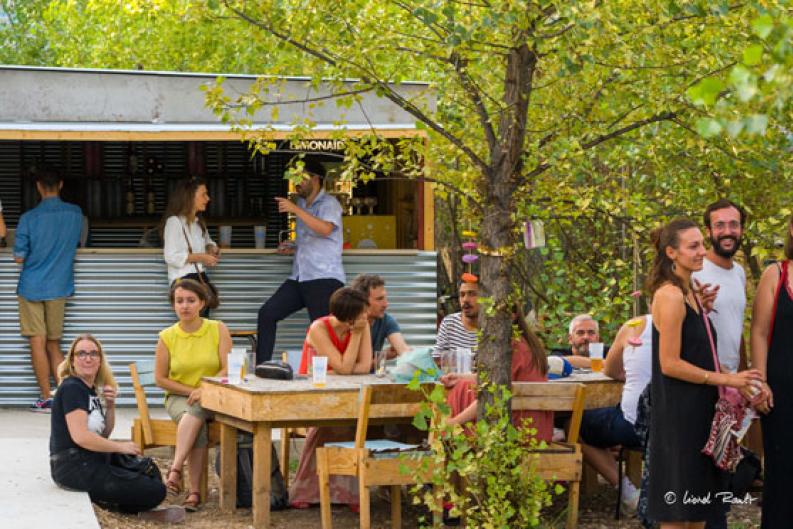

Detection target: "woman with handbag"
[155, 278, 231, 511]
[647, 219, 762, 528]
[750, 213, 793, 528]
[50, 334, 181, 521]
[162, 177, 220, 316]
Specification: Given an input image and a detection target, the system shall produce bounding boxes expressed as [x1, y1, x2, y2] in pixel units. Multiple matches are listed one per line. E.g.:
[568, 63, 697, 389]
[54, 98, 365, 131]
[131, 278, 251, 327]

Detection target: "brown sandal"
[183, 491, 201, 512]
[165, 466, 182, 495]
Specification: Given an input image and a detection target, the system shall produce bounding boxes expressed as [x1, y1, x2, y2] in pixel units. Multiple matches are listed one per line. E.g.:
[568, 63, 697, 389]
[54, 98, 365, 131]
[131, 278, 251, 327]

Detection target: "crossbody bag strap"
[696, 295, 725, 399]
[180, 220, 205, 280]
[768, 260, 788, 348]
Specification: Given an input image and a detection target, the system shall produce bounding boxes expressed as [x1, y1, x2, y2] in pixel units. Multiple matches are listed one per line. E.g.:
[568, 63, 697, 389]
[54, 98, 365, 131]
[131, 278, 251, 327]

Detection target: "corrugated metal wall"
[0, 251, 438, 406]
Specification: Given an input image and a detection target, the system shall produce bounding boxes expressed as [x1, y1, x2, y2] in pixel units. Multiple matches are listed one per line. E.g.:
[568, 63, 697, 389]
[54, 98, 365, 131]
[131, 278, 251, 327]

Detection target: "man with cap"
[256, 158, 346, 363]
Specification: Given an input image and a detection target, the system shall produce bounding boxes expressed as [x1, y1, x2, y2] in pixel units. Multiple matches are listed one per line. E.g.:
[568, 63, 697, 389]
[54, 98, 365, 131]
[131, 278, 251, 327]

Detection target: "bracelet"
[703, 372, 710, 385]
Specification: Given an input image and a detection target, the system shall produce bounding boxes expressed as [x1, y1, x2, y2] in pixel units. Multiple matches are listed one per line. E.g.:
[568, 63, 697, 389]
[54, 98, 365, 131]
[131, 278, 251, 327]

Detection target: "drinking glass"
[589, 342, 604, 373]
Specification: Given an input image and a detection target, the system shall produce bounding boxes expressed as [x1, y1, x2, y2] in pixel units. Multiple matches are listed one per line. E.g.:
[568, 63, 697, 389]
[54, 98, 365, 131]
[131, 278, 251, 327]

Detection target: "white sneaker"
[620, 479, 640, 513]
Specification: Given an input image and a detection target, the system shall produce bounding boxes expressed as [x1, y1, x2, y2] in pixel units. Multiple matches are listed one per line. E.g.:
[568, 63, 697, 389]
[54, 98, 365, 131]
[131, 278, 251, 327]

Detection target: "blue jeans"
[256, 278, 344, 363]
[580, 405, 642, 449]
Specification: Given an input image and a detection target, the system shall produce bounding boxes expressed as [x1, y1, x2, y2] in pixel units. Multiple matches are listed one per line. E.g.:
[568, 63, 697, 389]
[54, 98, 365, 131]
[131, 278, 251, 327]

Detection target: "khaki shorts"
[18, 297, 66, 340]
[164, 394, 213, 448]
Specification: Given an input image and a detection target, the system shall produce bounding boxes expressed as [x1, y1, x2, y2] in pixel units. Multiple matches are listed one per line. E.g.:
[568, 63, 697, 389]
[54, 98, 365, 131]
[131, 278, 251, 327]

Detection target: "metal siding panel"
[0, 252, 437, 406]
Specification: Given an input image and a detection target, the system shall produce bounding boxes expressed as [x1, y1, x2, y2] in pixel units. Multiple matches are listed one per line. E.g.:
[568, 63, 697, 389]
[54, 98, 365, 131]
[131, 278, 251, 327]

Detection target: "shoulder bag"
[179, 221, 220, 309]
[700, 299, 748, 472]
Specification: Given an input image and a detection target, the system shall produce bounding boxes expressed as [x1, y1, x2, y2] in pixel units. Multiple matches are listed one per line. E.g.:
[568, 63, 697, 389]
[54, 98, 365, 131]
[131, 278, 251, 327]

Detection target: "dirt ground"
[94, 454, 762, 529]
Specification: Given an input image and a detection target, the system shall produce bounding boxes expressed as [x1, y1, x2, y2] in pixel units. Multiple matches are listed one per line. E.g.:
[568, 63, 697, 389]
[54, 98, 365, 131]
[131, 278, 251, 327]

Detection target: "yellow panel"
[343, 215, 397, 249]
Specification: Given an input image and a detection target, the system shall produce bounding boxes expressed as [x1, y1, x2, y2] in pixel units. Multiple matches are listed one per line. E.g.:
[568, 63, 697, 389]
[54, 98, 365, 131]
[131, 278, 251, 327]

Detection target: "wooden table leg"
[220, 422, 238, 513]
[253, 422, 273, 529]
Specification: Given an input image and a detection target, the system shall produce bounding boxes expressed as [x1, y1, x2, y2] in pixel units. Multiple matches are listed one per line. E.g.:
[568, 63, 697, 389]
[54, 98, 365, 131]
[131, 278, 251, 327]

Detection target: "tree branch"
[450, 51, 498, 152]
[580, 111, 678, 150]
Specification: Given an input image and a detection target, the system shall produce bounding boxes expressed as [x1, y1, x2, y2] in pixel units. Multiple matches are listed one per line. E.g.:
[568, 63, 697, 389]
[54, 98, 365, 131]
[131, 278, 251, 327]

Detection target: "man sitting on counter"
[255, 158, 345, 363]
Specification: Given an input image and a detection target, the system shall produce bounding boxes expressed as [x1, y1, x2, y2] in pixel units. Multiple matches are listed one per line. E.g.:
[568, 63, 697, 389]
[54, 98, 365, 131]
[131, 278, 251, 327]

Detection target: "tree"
[3, 0, 790, 406]
[204, 0, 784, 412]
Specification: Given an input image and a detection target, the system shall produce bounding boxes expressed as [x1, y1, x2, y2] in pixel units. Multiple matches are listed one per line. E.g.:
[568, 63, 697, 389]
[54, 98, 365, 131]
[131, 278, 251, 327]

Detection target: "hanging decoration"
[461, 227, 479, 283]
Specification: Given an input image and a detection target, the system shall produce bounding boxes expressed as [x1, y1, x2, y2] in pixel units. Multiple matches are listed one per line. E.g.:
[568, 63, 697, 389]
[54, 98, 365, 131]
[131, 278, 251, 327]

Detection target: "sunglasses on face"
[75, 350, 100, 359]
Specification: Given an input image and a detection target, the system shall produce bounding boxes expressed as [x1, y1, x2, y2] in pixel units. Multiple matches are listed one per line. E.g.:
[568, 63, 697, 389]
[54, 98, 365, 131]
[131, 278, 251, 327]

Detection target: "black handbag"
[111, 453, 162, 481]
[255, 361, 293, 380]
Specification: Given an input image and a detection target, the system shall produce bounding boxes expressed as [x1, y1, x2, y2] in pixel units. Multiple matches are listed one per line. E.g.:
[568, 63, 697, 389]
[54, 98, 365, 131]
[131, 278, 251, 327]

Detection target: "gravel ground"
[94, 454, 762, 529]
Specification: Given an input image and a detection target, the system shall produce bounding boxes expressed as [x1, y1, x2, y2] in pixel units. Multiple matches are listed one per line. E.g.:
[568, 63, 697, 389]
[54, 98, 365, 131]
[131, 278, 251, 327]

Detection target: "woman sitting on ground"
[50, 334, 181, 521]
[290, 287, 373, 508]
[155, 278, 231, 512]
[440, 305, 553, 442]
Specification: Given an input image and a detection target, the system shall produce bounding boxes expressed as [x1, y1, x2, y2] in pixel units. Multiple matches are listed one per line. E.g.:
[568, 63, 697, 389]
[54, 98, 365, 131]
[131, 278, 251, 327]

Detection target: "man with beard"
[551, 314, 604, 369]
[692, 199, 747, 529]
[255, 158, 345, 363]
[350, 274, 411, 356]
[693, 199, 747, 374]
[435, 280, 480, 355]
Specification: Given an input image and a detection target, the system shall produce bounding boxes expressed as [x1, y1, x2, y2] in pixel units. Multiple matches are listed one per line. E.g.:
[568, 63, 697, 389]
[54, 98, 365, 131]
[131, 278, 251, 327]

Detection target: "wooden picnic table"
[200, 370, 624, 529]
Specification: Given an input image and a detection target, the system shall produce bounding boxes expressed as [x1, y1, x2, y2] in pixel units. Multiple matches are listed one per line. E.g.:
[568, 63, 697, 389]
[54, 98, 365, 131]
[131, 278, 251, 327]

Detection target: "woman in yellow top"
[155, 278, 231, 511]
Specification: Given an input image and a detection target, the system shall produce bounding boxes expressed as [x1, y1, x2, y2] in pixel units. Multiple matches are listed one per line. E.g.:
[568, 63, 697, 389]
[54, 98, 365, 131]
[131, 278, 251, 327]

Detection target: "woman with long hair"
[155, 278, 231, 512]
[161, 177, 219, 315]
[750, 213, 793, 528]
[646, 218, 762, 528]
[440, 304, 553, 441]
[50, 334, 180, 520]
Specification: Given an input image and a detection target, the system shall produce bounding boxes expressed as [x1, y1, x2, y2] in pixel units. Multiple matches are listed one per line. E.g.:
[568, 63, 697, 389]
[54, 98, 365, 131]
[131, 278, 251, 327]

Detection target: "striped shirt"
[434, 312, 478, 353]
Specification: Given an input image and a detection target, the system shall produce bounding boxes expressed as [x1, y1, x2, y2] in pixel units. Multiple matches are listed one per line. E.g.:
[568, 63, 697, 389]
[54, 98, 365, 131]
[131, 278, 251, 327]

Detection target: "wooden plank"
[219, 423, 238, 513]
[252, 422, 272, 529]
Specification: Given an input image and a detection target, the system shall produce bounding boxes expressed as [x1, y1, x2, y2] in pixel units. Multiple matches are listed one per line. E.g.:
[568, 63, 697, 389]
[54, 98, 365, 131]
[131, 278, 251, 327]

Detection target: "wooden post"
[219, 422, 238, 513]
[252, 422, 273, 529]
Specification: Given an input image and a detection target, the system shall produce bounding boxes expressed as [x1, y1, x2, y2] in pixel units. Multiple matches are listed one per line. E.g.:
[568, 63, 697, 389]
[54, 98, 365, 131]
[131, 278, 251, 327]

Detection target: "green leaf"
[744, 114, 768, 135]
[687, 78, 723, 106]
[743, 44, 763, 66]
[695, 118, 723, 138]
[412, 412, 428, 431]
[752, 14, 774, 39]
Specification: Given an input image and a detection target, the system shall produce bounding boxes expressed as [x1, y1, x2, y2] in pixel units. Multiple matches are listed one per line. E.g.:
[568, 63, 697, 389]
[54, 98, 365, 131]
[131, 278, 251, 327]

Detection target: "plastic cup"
[219, 225, 232, 248]
[375, 350, 388, 377]
[312, 355, 328, 387]
[456, 347, 472, 374]
[254, 225, 267, 249]
[589, 342, 604, 372]
[228, 348, 246, 384]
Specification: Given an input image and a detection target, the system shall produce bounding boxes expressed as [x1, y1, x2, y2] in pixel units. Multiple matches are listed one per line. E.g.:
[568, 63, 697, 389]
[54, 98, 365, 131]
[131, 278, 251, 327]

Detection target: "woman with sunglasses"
[50, 334, 180, 520]
[155, 278, 230, 512]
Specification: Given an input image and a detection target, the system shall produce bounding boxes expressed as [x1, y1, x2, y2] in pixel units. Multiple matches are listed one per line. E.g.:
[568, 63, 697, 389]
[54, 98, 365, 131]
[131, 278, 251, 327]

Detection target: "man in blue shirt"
[351, 274, 410, 356]
[14, 168, 83, 412]
[256, 158, 345, 363]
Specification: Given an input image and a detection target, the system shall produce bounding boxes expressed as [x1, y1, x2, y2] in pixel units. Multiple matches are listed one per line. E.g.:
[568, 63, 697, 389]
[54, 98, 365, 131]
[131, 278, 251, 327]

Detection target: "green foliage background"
[2, 0, 791, 346]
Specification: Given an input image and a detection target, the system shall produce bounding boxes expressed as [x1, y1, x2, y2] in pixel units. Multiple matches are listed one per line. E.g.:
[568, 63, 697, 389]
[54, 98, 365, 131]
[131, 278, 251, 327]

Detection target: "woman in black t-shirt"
[50, 334, 178, 518]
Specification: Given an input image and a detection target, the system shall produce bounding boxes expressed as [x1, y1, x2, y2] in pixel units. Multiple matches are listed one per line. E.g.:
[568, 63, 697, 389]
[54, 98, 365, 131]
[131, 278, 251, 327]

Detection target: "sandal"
[164, 466, 182, 495]
[183, 491, 201, 512]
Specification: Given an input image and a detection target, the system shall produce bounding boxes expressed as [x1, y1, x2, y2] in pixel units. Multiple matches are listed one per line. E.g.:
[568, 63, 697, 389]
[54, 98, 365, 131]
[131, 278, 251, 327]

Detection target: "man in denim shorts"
[14, 168, 82, 412]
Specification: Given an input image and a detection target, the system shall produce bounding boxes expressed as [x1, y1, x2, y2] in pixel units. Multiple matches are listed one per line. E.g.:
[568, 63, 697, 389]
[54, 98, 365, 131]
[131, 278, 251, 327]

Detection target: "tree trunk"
[475, 42, 535, 420]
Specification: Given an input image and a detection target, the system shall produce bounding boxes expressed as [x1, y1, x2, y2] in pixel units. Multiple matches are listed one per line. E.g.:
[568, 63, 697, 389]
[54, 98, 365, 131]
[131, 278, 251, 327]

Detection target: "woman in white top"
[578, 313, 653, 511]
[161, 178, 219, 314]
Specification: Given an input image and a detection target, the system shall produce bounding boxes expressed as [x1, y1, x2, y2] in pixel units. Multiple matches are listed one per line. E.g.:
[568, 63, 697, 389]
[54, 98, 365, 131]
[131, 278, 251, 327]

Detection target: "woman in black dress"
[647, 218, 762, 528]
[751, 213, 793, 529]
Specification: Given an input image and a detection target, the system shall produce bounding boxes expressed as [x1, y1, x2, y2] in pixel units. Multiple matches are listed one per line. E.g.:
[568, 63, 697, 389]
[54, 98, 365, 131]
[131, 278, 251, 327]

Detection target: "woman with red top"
[440, 305, 553, 442]
[290, 287, 372, 508]
[751, 213, 793, 528]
